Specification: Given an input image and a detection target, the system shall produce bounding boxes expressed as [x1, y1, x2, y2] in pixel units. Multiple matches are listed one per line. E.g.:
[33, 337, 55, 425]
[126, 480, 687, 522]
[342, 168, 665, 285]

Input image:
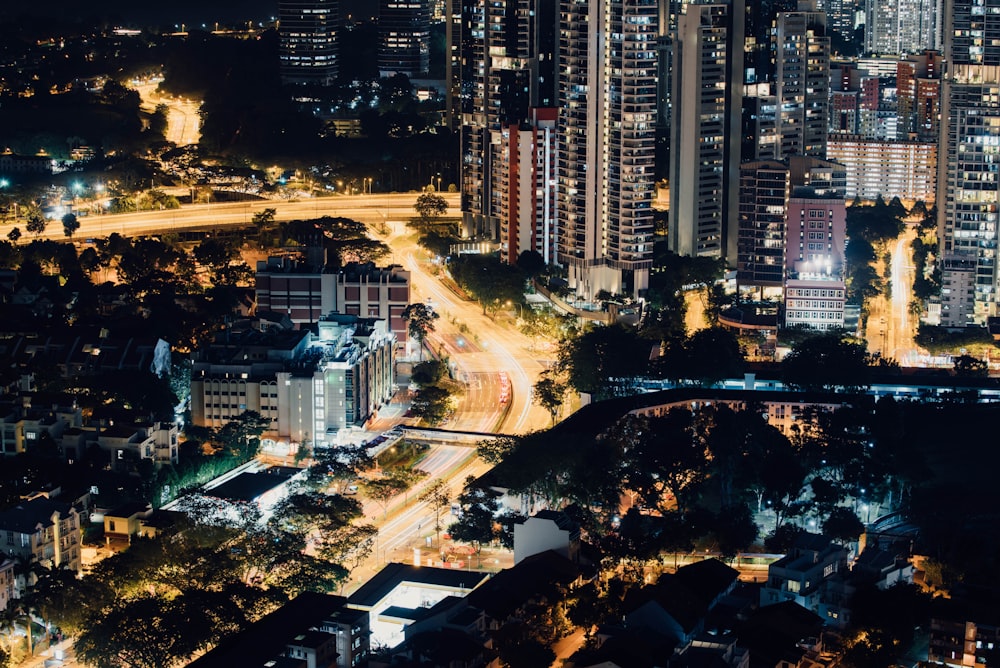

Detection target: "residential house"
[0, 497, 81, 573]
[623, 558, 740, 648]
[396, 551, 583, 665]
[512, 509, 580, 565]
[346, 562, 490, 649]
[102, 502, 152, 545]
[189, 591, 370, 668]
[0, 559, 14, 612]
[736, 601, 828, 668]
[0, 397, 82, 456]
[929, 606, 1000, 668]
[760, 533, 850, 626]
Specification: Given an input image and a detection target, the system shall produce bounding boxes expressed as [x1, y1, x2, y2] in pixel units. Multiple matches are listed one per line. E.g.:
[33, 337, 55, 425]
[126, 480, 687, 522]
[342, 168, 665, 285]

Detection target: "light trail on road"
[134, 77, 201, 146]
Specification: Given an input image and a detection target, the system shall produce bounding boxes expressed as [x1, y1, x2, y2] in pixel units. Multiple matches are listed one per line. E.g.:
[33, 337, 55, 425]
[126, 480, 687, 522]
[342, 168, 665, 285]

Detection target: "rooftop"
[347, 562, 491, 609]
[0, 497, 74, 534]
[207, 468, 298, 503]
[189, 591, 349, 668]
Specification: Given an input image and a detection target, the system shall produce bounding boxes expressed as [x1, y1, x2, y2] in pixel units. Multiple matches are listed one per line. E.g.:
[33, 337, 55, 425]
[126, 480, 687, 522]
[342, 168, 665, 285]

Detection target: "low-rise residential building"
[102, 502, 152, 544]
[190, 314, 396, 447]
[623, 559, 741, 648]
[929, 610, 1000, 667]
[784, 279, 847, 331]
[0, 398, 82, 456]
[0, 497, 82, 573]
[255, 257, 411, 343]
[513, 509, 581, 565]
[0, 559, 14, 612]
[346, 562, 490, 649]
[189, 591, 370, 668]
[760, 533, 851, 626]
[57, 421, 179, 469]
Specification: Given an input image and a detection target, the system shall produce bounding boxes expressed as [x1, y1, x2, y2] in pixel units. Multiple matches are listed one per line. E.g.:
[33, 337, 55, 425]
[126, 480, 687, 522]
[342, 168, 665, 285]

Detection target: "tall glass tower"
[279, 0, 339, 86]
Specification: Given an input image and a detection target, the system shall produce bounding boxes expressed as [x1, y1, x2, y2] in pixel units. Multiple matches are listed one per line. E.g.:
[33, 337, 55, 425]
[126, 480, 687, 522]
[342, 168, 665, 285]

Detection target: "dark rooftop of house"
[405, 627, 486, 665]
[0, 497, 74, 534]
[347, 562, 491, 609]
[519, 509, 578, 533]
[464, 550, 579, 621]
[570, 627, 677, 668]
[106, 502, 150, 519]
[380, 606, 427, 623]
[672, 558, 740, 605]
[737, 601, 824, 668]
[189, 591, 348, 668]
[206, 468, 298, 503]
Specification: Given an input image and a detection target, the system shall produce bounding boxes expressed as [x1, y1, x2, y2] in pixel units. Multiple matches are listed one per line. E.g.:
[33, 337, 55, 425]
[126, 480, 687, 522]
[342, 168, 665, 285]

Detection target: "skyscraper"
[864, 0, 942, 55]
[378, 0, 431, 78]
[459, 0, 557, 244]
[669, 1, 744, 260]
[774, 2, 830, 158]
[557, 0, 657, 297]
[279, 0, 339, 86]
[896, 50, 941, 142]
[938, 0, 1000, 326]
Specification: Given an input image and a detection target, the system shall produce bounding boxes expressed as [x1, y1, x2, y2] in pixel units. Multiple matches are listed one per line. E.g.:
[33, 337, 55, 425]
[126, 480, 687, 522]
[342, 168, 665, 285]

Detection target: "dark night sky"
[0, 0, 376, 28]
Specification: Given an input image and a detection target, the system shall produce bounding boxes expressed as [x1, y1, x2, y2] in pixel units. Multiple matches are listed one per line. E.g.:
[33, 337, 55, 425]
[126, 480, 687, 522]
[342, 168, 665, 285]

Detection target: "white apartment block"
[827, 136, 937, 202]
[784, 279, 847, 330]
[191, 315, 396, 447]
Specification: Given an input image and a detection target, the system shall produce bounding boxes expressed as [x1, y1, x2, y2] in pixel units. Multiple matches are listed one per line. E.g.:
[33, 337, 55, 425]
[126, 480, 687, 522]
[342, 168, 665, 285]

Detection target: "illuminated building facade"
[378, 0, 431, 77]
[557, 0, 657, 297]
[669, 2, 743, 261]
[827, 136, 937, 201]
[460, 0, 557, 244]
[279, 0, 339, 85]
[937, 0, 1000, 325]
[774, 2, 830, 159]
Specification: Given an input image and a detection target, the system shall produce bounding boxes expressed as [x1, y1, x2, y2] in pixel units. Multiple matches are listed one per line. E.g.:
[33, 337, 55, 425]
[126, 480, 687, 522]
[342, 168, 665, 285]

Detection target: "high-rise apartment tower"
[938, 0, 1000, 326]
[557, 0, 658, 297]
[279, 0, 339, 86]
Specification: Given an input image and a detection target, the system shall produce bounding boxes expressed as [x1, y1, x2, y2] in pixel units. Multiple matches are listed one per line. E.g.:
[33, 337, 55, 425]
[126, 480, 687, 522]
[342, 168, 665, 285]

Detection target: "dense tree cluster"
[844, 195, 907, 304]
[448, 254, 528, 318]
[407, 359, 460, 425]
[780, 332, 898, 392]
[643, 246, 727, 339]
[456, 396, 928, 567]
[29, 443, 376, 668]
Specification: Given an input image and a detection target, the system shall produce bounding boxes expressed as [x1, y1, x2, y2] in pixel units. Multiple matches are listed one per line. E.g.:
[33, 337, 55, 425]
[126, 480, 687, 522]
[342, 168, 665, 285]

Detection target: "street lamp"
[435, 173, 442, 193]
[71, 181, 83, 215]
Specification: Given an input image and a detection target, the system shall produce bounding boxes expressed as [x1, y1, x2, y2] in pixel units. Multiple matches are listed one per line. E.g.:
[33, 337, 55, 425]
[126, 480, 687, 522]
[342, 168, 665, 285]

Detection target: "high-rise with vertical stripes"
[557, 0, 657, 297]
[460, 0, 656, 298]
[668, 1, 744, 261]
